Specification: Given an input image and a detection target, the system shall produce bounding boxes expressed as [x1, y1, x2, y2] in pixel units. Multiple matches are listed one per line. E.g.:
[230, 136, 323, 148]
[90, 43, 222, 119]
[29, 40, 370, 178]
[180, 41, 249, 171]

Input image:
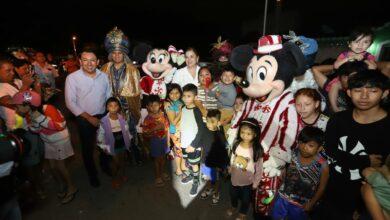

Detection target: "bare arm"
[304, 165, 329, 211]
[328, 82, 342, 113]
[0, 96, 14, 109]
[334, 57, 350, 69]
[311, 65, 334, 89]
[377, 61, 390, 78]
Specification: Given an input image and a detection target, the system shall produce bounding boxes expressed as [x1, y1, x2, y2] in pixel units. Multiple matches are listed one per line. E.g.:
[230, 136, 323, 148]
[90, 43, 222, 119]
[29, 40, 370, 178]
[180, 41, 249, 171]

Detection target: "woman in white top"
[172, 47, 200, 88]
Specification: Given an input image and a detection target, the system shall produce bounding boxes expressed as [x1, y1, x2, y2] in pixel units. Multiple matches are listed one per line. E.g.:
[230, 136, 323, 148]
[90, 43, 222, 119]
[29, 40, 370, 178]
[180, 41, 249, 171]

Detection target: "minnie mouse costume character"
[229, 35, 306, 215]
[140, 46, 185, 99]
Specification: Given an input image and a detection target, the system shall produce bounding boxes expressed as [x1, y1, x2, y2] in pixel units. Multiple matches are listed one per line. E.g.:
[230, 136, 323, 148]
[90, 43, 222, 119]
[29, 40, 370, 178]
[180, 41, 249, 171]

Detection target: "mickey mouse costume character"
[140, 45, 185, 99]
[229, 35, 306, 216]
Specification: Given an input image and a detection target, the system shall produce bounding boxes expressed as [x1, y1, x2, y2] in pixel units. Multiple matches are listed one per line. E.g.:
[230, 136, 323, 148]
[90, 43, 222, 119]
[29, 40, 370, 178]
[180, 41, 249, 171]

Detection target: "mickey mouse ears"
[132, 42, 152, 64]
[229, 44, 253, 72]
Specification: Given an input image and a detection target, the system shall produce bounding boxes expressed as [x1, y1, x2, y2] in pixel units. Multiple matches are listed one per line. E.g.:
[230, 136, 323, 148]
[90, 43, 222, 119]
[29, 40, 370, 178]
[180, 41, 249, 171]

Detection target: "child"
[216, 66, 237, 133]
[334, 28, 376, 70]
[324, 69, 390, 219]
[227, 118, 263, 220]
[197, 109, 229, 204]
[362, 154, 390, 220]
[197, 67, 218, 112]
[142, 95, 170, 187]
[312, 61, 368, 113]
[97, 97, 132, 189]
[180, 83, 205, 197]
[227, 93, 248, 152]
[295, 88, 329, 132]
[13, 91, 77, 204]
[164, 83, 185, 176]
[271, 126, 329, 220]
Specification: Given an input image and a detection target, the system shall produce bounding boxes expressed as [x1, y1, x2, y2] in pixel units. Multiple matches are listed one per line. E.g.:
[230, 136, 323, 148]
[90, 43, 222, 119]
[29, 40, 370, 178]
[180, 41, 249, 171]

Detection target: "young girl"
[197, 67, 218, 114]
[13, 91, 77, 204]
[227, 118, 263, 220]
[294, 88, 329, 132]
[142, 95, 170, 187]
[164, 83, 185, 176]
[334, 28, 376, 69]
[97, 97, 132, 189]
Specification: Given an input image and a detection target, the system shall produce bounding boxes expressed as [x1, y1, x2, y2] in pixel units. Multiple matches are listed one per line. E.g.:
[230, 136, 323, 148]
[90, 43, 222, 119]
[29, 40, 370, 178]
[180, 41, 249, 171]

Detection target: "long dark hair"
[232, 118, 263, 162]
[166, 83, 183, 102]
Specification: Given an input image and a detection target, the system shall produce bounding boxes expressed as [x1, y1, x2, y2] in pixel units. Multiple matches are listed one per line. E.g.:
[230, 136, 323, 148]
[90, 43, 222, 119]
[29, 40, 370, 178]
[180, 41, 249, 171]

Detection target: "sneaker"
[189, 182, 199, 197]
[200, 188, 214, 199]
[181, 174, 193, 185]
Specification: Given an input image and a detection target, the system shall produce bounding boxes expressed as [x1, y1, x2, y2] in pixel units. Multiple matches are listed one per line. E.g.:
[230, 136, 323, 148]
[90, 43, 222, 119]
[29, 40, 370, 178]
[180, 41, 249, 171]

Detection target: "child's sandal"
[162, 173, 170, 181]
[155, 178, 164, 187]
[211, 192, 220, 205]
[235, 213, 246, 220]
[226, 207, 236, 217]
[200, 188, 214, 200]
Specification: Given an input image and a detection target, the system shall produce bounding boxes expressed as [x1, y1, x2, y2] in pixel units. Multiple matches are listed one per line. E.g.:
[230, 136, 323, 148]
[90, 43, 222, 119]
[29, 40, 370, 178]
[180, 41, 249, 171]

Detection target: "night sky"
[1, 0, 388, 58]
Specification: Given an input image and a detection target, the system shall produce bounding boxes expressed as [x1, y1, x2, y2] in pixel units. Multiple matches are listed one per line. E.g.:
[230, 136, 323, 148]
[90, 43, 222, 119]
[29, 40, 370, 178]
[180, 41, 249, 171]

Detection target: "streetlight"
[261, 0, 269, 35]
[72, 35, 77, 57]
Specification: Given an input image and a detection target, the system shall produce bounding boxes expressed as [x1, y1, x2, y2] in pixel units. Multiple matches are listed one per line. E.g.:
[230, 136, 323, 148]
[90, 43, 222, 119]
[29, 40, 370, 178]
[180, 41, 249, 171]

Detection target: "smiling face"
[80, 52, 99, 74]
[0, 62, 15, 83]
[221, 71, 235, 85]
[142, 49, 173, 79]
[168, 88, 181, 102]
[243, 55, 285, 102]
[185, 50, 199, 68]
[111, 50, 124, 64]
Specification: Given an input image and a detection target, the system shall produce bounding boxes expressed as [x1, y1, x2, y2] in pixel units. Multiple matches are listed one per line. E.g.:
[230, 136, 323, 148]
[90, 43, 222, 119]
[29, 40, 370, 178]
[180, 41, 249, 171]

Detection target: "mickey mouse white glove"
[263, 147, 291, 177]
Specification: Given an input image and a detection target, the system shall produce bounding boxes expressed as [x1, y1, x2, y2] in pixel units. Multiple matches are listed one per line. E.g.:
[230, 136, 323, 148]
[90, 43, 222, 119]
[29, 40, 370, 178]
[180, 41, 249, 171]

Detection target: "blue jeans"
[0, 197, 21, 220]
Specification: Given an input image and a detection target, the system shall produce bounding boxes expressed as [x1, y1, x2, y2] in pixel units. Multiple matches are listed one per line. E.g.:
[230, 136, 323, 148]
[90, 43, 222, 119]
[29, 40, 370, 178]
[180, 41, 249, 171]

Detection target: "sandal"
[162, 173, 170, 181]
[226, 207, 237, 217]
[57, 191, 66, 199]
[61, 189, 78, 204]
[111, 179, 122, 189]
[235, 213, 246, 220]
[200, 188, 214, 200]
[211, 192, 220, 205]
[155, 178, 164, 187]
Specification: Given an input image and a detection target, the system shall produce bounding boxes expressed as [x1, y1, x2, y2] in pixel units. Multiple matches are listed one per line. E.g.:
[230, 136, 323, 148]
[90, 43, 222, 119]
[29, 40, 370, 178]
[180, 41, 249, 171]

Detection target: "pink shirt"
[230, 144, 263, 187]
[336, 51, 375, 62]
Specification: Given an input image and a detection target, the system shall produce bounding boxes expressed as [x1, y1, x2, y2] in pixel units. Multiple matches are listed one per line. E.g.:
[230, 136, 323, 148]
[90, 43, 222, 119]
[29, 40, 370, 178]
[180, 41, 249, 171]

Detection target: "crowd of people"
[0, 26, 389, 220]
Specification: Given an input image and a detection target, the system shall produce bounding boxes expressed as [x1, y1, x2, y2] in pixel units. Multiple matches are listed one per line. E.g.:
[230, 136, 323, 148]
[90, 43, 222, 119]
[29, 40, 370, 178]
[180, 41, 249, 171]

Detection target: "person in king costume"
[101, 27, 142, 164]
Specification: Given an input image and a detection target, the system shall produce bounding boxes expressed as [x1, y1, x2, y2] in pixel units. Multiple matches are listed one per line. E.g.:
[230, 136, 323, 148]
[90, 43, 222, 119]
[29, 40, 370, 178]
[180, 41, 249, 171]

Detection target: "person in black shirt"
[322, 69, 390, 219]
[194, 109, 229, 205]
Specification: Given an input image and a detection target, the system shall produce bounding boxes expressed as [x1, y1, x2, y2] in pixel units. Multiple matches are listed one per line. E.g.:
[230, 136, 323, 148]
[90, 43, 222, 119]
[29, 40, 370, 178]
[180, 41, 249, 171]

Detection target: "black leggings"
[230, 184, 252, 215]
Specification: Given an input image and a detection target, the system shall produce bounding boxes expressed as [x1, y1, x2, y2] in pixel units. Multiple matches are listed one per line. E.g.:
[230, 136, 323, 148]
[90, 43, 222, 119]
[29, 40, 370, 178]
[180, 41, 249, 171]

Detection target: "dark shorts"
[150, 137, 169, 158]
[271, 195, 308, 220]
[182, 148, 202, 165]
[113, 131, 126, 154]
